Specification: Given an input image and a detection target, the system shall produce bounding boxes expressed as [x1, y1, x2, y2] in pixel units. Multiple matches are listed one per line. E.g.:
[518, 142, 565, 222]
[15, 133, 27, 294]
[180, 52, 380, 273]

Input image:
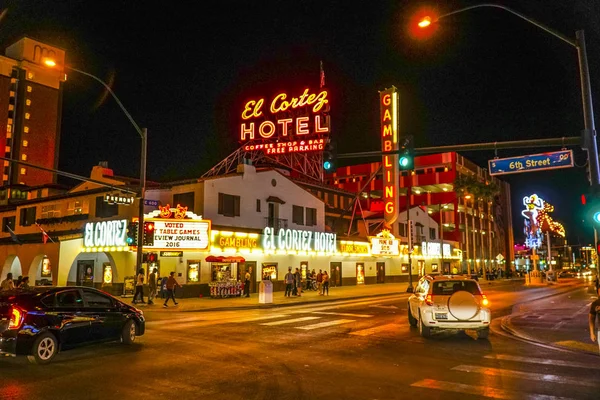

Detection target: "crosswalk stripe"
[484, 354, 600, 370]
[410, 378, 572, 400]
[451, 365, 598, 388]
[312, 312, 374, 318]
[296, 319, 355, 330]
[233, 314, 291, 323]
[349, 323, 405, 336]
[261, 316, 321, 326]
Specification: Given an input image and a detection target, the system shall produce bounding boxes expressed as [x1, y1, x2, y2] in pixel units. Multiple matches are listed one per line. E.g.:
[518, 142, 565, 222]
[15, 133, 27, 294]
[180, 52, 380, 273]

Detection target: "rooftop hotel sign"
[240, 88, 330, 155]
[380, 86, 400, 230]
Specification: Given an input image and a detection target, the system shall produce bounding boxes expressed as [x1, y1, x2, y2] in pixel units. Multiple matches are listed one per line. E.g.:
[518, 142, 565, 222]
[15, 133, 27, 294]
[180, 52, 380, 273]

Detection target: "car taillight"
[425, 294, 434, 306]
[9, 306, 25, 330]
[481, 294, 490, 307]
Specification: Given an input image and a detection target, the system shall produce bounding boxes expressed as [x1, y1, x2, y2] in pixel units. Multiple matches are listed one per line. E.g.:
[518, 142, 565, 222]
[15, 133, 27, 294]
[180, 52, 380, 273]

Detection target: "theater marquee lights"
[240, 88, 330, 155]
[380, 86, 400, 229]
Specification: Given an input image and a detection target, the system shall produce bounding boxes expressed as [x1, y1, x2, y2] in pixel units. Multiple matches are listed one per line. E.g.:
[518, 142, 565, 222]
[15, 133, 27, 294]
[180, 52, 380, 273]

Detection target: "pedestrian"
[589, 285, 600, 354]
[322, 270, 330, 296]
[132, 268, 145, 304]
[16, 275, 23, 288]
[316, 269, 323, 295]
[163, 271, 181, 307]
[0, 273, 15, 291]
[244, 268, 251, 298]
[295, 267, 302, 297]
[18, 276, 30, 289]
[148, 268, 158, 305]
[284, 267, 294, 297]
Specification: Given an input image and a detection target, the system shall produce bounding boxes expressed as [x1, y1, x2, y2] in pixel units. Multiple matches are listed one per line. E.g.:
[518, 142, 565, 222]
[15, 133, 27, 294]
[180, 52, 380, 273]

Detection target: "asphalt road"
[1, 283, 598, 400]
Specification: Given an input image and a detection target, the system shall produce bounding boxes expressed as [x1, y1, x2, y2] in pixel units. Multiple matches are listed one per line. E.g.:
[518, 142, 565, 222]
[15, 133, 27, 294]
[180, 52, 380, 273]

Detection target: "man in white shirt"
[0, 273, 15, 291]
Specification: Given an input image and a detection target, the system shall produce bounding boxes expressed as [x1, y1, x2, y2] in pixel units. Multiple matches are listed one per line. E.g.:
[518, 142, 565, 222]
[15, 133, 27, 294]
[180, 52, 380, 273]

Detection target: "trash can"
[259, 280, 273, 304]
[546, 271, 556, 283]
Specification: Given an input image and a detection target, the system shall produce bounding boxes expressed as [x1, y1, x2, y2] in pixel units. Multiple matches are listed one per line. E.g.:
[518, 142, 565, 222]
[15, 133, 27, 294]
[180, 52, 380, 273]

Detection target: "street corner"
[552, 340, 600, 356]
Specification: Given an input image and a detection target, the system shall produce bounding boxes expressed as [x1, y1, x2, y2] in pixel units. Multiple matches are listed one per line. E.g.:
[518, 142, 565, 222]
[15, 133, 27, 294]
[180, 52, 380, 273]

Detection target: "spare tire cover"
[448, 291, 479, 320]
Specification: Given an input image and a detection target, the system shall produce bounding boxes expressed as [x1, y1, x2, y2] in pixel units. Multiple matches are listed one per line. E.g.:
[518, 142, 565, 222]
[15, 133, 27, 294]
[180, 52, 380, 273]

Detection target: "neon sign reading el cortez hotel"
[239, 88, 330, 155]
[263, 227, 336, 253]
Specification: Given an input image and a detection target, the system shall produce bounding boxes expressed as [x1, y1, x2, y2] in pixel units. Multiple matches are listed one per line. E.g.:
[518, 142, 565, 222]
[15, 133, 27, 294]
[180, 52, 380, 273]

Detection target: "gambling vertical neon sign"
[380, 86, 400, 230]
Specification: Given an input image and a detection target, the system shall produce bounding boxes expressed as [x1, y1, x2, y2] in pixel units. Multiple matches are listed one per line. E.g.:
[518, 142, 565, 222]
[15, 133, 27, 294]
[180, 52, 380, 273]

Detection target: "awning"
[266, 196, 286, 204]
[205, 256, 246, 263]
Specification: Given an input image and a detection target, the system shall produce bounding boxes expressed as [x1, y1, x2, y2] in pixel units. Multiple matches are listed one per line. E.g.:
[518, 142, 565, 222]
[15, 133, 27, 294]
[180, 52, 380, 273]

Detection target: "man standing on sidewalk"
[589, 285, 600, 353]
[243, 268, 251, 298]
[284, 267, 294, 297]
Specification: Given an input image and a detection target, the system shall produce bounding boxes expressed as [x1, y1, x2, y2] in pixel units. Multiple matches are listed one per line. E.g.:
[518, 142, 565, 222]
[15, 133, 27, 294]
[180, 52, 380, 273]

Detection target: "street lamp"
[44, 59, 148, 276]
[418, 4, 600, 188]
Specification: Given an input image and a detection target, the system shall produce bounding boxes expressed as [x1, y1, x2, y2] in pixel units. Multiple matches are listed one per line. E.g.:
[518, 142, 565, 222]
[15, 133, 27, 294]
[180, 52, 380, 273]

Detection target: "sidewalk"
[136, 277, 524, 314]
[500, 283, 600, 356]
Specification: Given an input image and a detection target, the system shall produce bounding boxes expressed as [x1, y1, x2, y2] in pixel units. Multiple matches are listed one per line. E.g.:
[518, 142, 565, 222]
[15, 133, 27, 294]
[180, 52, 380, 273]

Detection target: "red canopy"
[205, 256, 246, 263]
[205, 255, 224, 262]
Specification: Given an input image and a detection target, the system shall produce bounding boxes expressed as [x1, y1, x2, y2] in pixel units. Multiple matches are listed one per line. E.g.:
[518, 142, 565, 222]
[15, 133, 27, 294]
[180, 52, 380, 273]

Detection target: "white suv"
[408, 275, 491, 338]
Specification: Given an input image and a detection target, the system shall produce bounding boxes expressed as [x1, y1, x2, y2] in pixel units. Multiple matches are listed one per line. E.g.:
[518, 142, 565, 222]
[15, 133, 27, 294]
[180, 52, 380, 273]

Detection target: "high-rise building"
[0, 37, 66, 192]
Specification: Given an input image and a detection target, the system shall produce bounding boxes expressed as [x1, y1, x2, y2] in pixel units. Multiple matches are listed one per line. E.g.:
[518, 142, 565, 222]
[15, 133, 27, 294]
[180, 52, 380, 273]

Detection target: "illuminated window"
[27, 72, 34, 79]
[22, 140, 28, 147]
[25, 113, 30, 120]
[3, 161, 8, 167]
[26, 99, 31, 106]
[23, 126, 29, 133]
[4, 146, 10, 153]
[6, 124, 11, 133]
[27, 86, 32, 93]
[21, 154, 27, 161]
[20, 168, 26, 175]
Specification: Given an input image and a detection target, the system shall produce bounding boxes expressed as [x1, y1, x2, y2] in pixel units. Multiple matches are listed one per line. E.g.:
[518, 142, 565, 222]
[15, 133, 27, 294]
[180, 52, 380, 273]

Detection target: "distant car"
[408, 275, 491, 339]
[0, 286, 145, 364]
[576, 269, 592, 278]
[558, 270, 575, 278]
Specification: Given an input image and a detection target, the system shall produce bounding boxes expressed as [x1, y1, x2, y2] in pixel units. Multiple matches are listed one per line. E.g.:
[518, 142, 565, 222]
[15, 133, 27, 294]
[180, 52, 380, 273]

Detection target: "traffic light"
[399, 135, 414, 171]
[323, 139, 337, 172]
[583, 192, 600, 225]
[126, 221, 139, 246]
[143, 221, 155, 246]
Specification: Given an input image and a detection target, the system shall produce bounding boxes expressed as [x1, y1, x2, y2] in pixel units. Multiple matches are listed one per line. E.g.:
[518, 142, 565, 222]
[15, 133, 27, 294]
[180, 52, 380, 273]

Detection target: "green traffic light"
[324, 161, 332, 170]
[594, 211, 600, 224]
[399, 156, 410, 167]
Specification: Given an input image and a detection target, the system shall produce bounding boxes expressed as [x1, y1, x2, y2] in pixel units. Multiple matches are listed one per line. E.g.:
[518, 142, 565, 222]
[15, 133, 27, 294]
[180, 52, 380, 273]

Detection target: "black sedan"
[0, 286, 145, 364]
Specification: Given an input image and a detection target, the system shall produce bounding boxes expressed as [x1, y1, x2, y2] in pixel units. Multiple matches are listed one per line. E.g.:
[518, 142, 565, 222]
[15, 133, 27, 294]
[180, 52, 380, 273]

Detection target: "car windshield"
[432, 280, 481, 295]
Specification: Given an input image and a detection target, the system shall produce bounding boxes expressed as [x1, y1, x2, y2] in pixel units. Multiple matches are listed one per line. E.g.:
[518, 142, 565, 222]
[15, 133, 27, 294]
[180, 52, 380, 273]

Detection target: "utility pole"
[406, 184, 413, 293]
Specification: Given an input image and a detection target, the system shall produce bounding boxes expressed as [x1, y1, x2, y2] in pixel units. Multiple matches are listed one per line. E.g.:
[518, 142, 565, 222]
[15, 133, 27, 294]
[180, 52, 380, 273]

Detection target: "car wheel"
[121, 320, 137, 345]
[407, 304, 418, 327]
[27, 332, 58, 365]
[477, 328, 489, 339]
[419, 310, 431, 338]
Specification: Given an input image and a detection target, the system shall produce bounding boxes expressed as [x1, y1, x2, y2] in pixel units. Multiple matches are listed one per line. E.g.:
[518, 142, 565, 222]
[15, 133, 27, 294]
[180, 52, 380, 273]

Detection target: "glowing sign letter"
[241, 99, 264, 120]
[314, 115, 329, 133]
[240, 123, 255, 141]
[277, 118, 293, 136]
[296, 117, 309, 135]
[259, 121, 276, 138]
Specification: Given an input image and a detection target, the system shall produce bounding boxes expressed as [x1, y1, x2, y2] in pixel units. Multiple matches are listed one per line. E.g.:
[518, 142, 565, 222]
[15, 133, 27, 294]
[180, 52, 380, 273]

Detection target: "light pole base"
[406, 286, 414, 293]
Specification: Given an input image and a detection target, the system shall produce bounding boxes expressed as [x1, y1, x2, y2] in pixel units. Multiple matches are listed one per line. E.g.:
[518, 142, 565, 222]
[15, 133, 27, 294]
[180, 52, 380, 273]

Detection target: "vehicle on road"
[408, 275, 491, 339]
[0, 286, 145, 364]
[558, 270, 575, 278]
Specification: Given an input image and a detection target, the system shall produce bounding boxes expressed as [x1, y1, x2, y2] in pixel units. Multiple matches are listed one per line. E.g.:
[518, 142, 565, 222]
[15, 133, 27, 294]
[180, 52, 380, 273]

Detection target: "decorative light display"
[521, 194, 565, 249]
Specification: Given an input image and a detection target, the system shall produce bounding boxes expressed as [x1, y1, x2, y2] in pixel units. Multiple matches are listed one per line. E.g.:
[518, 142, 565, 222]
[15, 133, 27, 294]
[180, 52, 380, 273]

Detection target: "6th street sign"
[488, 150, 573, 176]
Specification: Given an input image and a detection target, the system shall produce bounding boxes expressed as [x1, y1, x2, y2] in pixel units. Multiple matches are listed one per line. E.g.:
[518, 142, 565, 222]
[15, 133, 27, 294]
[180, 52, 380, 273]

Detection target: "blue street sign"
[488, 150, 573, 176]
[144, 199, 159, 207]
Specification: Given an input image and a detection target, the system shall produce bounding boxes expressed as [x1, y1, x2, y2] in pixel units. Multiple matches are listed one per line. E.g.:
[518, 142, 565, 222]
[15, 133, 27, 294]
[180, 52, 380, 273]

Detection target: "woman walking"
[132, 268, 145, 304]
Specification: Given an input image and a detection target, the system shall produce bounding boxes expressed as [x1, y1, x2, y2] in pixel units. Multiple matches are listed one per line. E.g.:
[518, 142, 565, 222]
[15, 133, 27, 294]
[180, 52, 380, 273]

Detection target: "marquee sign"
[380, 86, 400, 230]
[240, 88, 330, 155]
[421, 242, 451, 258]
[262, 227, 336, 253]
[144, 204, 211, 251]
[370, 229, 400, 256]
[84, 219, 128, 248]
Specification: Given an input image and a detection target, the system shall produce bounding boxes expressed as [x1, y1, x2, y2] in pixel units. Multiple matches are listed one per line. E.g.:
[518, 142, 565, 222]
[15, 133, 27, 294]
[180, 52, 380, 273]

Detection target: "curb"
[498, 285, 600, 357]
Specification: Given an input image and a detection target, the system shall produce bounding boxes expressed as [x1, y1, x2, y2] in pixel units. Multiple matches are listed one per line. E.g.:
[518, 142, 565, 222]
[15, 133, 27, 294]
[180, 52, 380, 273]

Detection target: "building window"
[306, 207, 317, 226]
[429, 227, 436, 240]
[41, 204, 60, 219]
[95, 196, 118, 218]
[25, 113, 30, 120]
[68, 200, 88, 216]
[24, 126, 29, 133]
[293, 205, 304, 225]
[256, 199, 261, 212]
[27, 86, 32, 93]
[218, 193, 240, 217]
[5, 146, 10, 153]
[26, 99, 31, 106]
[19, 206, 36, 227]
[173, 191, 195, 212]
[22, 140, 28, 147]
[6, 124, 11, 133]
[20, 168, 26, 175]
[399, 223, 406, 237]
[2, 216, 16, 232]
[21, 154, 27, 161]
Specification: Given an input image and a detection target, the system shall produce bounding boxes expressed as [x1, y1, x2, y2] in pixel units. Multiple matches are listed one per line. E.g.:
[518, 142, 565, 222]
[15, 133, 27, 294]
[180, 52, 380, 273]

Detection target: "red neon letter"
[277, 118, 293, 136]
[259, 121, 276, 138]
[314, 115, 329, 133]
[382, 94, 391, 106]
[296, 117, 309, 135]
[240, 123, 255, 140]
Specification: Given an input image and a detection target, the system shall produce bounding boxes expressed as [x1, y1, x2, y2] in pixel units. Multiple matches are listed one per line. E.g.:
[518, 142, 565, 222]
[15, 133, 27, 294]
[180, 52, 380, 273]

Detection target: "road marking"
[349, 323, 405, 336]
[296, 319, 355, 330]
[312, 312, 374, 318]
[233, 314, 291, 323]
[261, 316, 321, 326]
[369, 305, 398, 309]
[410, 379, 572, 400]
[484, 354, 600, 370]
[451, 365, 598, 387]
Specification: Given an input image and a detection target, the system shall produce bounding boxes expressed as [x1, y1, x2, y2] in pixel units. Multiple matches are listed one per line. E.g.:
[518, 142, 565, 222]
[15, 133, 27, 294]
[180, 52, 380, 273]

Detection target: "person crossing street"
[163, 271, 181, 308]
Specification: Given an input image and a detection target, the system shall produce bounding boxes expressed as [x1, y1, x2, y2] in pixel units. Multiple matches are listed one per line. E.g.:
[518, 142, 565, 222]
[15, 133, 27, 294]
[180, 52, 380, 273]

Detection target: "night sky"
[1, 0, 599, 245]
